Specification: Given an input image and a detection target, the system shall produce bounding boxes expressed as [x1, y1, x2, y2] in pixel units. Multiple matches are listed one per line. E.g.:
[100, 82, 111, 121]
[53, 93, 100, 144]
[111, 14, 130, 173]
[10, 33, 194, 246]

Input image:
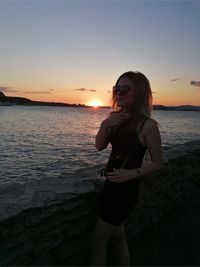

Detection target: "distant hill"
[0, 91, 86, 107]
[153, 105, 171, 110]
[0, 91, 199, 110]
[153, 105, 200, 111]
[167, 105, 200, 111]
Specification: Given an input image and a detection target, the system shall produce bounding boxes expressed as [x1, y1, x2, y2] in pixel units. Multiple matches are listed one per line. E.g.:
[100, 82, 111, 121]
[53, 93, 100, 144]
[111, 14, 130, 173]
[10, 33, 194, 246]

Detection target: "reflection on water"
[0, 106, 199, 184]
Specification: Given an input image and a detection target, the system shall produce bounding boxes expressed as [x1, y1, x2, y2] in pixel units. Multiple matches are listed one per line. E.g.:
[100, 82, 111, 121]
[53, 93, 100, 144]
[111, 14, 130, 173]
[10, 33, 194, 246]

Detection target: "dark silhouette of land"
[0, 91, 199, 110]
[0, 91, 86, 108]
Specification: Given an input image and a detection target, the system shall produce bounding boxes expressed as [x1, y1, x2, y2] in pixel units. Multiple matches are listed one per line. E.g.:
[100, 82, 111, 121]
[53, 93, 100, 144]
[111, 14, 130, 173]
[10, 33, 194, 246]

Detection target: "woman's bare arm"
[136, 119, 163, 176]
[95, 113, 129, 151]
[95, 124, 110, 151]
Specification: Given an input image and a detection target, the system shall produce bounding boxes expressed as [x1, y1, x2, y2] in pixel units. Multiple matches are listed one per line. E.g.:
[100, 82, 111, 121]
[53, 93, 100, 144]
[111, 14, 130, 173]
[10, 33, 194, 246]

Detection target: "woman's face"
[115, 77, 136, 110]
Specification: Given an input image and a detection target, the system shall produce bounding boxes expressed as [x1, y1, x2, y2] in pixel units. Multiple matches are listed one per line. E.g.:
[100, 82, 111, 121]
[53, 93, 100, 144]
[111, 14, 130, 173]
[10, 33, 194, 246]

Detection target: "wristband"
[136, 168, 141, 178]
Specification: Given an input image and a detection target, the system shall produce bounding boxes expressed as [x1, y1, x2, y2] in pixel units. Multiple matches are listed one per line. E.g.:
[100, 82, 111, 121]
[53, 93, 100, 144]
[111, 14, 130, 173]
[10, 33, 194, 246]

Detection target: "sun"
[88, 100, 103, 108]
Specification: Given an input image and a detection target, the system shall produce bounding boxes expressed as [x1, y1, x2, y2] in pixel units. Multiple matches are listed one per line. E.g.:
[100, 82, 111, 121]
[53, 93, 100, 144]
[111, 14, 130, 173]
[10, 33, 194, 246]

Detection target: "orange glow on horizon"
[3, 87, 199, 107]
[87, 100, 104, 107]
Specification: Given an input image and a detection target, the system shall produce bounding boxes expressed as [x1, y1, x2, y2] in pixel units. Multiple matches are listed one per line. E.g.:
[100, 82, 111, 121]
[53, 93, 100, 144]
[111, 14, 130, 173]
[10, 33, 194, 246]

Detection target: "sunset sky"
[0, 1, 200, 106]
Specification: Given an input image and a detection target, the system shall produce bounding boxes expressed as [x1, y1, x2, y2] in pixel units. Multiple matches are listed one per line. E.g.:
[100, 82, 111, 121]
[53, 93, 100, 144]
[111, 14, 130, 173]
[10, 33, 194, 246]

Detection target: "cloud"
[0, 87, 55, 95]
[0, 87, 19, 93]
[171, 78, 181, 82]
[191, 81, 200, 87]
[75, 88, 96, 92]
[107, 90, 157, 94]
[23, 90, 53, 94]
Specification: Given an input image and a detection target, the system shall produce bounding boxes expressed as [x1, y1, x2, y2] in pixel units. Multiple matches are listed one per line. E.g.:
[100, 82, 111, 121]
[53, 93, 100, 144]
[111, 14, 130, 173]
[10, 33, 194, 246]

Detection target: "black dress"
[98, 117, 148, 225]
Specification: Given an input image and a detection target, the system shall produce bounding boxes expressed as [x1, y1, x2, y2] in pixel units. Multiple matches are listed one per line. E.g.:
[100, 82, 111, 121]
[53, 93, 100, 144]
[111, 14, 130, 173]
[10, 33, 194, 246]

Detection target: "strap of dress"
[138, 117, 148, 135]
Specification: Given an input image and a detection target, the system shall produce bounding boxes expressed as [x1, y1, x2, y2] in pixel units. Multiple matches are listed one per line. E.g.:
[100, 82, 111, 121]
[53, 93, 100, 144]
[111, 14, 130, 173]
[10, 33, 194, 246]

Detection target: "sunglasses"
[112, 85, 131, 96]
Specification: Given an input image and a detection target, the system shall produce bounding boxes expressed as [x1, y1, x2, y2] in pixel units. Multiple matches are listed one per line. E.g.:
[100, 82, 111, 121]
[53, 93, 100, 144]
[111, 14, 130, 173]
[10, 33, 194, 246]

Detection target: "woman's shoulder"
[145, 116, 157, 124]
[143, 117, 159, 131]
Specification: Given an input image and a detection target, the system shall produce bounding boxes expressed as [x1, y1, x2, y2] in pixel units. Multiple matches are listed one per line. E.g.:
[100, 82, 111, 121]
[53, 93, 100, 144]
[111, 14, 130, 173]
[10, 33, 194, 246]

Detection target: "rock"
[0, 140, 199, 265]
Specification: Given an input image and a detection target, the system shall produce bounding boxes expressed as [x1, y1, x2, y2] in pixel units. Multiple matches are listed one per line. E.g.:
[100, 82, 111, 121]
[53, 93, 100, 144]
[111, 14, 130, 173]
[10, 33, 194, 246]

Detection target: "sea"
[0, 106, 199, 185]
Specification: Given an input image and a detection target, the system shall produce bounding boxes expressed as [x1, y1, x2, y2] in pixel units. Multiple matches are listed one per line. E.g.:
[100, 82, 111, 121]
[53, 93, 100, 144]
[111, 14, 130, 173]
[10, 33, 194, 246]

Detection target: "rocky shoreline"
[0, 140, 200, 265]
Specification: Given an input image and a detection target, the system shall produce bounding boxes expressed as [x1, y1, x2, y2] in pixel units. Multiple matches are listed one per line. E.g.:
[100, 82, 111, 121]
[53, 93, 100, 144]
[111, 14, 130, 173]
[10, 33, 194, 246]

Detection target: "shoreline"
[0, 140, 199, 265]
[1, 103, 200, 111]
[0, 140, 200, 221]
[1, 91, 200, 111]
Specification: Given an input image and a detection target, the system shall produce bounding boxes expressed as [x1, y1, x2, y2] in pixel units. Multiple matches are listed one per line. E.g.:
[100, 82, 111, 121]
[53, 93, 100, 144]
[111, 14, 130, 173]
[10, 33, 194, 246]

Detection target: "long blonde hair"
[112, 71, 153, 133]
[112, 71, 152, 116]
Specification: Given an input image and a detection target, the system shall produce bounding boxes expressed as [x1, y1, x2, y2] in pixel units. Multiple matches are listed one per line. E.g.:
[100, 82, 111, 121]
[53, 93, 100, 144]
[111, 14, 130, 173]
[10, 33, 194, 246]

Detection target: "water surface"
[0, 106, 199, 185]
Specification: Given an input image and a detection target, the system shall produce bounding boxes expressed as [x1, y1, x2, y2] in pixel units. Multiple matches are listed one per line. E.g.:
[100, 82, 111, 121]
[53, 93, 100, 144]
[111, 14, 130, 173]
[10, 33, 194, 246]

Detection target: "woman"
[91, 71, 163, 266]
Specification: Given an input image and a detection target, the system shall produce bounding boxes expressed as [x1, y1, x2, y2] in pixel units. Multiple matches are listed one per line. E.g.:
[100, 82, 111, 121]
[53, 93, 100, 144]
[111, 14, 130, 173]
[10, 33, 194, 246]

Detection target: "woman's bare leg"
[91, 217, 118, 266]
[111, 224, 130, 266]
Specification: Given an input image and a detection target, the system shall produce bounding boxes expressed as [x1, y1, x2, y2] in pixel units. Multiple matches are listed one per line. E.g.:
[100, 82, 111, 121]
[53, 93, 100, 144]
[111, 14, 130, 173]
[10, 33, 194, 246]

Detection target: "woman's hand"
[106, 168, 137, 183]
[95, 112, 130, 151]
[101, 113, 129, 130]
